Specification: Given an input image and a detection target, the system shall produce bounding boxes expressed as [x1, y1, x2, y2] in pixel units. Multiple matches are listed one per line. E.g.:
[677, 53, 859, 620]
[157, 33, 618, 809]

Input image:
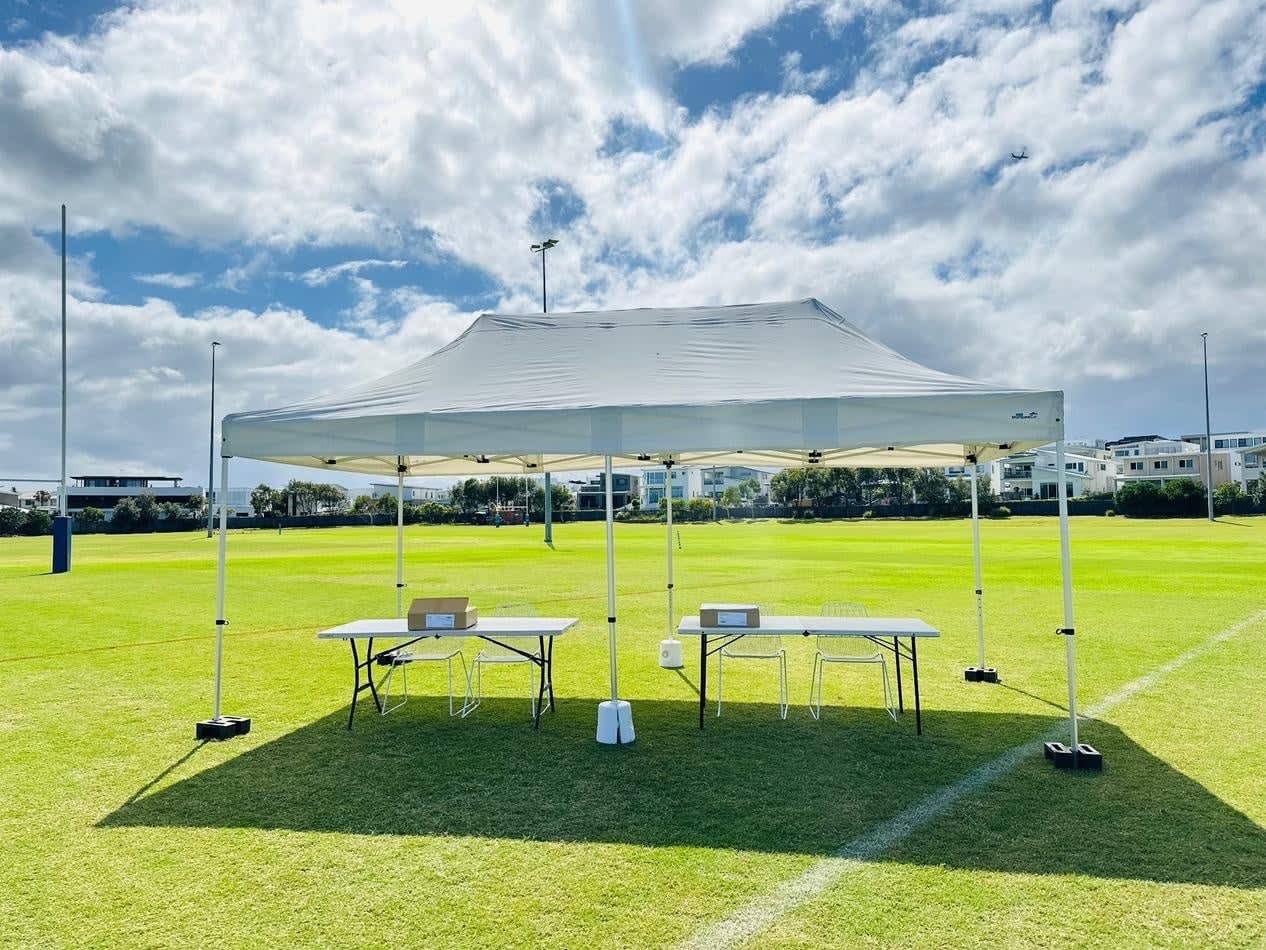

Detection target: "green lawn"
[1, 516, 1264, 948]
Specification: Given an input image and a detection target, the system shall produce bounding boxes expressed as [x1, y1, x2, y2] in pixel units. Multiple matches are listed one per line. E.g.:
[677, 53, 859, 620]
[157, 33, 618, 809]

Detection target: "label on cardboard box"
[717, 611, 749, 626]
[426, 613, 456, 629]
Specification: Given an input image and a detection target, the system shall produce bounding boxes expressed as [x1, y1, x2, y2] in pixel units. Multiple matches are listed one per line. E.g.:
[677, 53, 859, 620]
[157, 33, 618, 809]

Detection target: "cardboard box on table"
[408, 596, 479, 631]
[699, 603, 761, 628]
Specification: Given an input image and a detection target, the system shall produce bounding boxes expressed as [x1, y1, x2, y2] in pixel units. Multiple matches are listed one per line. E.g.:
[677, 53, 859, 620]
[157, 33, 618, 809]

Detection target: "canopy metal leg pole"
[196, 456, 248, 740]
[544, 471, 553, 543]
[396, 460, 405, 617]
[1045, 440, 1098, 769]
[597, 456, 634, 744]
[214, 456, 229, 718]
[965, 467, 995, 682]
[659, 463, 683, 668]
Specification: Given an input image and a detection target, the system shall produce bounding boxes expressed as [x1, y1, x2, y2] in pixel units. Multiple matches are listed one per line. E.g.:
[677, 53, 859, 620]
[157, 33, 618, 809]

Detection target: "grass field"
[2, 516, 1264, 948]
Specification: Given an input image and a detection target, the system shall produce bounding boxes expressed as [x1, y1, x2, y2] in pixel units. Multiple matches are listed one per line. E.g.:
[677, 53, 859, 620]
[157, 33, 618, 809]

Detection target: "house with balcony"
[1111, 436, 1243, 490]
[990, 444, 1116, 500]
[370, 482, 451, 504]
[68, 475, 203, 520]
[641, 467, 702, 506]
[1180, 430, 1266, 487]
[574, 472, 641, 510]
[700, 465, 773, 504]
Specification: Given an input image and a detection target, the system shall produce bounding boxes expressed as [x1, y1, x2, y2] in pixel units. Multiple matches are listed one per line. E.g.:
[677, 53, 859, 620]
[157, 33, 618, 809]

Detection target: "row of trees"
[1115, 474, 1266, 517]
[249, 481, 349, 517]
[768, 467, 985, 512]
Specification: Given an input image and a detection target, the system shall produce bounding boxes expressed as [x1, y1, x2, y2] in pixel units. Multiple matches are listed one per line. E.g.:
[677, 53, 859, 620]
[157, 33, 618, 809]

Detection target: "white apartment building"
[641, 467, 703, 506]
[1180, 430, 1266, 487]
[1109, 435, 1243, 489]
[370, 482, 451, 503]
[699, 465, 773, 503]
[990, 445, 1116, 500]
[210, 486, 280, 518]
[70, 475, 204, 520]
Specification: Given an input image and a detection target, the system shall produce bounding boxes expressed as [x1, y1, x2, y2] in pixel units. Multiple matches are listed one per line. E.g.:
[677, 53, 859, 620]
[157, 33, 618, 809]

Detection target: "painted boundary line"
[680, 608, 1266, 950]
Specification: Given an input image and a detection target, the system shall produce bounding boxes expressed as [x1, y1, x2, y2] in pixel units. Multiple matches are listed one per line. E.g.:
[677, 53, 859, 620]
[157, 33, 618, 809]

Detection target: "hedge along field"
[1, 516, 1264, 948]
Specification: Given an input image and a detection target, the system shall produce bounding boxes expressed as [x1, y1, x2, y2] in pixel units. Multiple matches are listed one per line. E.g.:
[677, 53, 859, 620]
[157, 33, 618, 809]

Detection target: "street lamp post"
[531, 238, 559, 543]
[207, 341, 221, 538]
[1202, 332, 1213, 522]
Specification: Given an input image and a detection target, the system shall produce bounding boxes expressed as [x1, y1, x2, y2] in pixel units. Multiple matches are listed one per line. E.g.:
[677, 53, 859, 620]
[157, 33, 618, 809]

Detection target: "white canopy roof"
[222, 298, 1063, 476]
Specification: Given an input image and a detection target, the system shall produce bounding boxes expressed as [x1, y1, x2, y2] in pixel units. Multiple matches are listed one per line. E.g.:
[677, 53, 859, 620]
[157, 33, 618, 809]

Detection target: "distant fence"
[23, 497, 1260, 538]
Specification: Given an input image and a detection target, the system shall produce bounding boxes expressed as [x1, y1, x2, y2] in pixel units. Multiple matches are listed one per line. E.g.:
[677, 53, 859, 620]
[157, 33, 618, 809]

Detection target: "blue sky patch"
[671, 5, 871, 118]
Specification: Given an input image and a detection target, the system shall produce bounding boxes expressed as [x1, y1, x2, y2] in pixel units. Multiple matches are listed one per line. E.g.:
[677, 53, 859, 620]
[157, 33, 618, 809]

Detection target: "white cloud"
[2, 0, 1265, 484]
[134, 271, 201, 288]
[293, 259, 407, 287]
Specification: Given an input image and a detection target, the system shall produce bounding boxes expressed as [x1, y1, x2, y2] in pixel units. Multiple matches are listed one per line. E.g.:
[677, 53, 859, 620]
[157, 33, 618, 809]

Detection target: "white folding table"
[318, 617, 579, 729]
[677, 615, 940, 733]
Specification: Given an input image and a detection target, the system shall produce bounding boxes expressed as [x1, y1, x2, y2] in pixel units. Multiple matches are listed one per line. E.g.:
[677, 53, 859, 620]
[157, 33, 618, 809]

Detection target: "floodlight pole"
[207, 341, 221, 538]
[533, 237, 558, 544]
[1202, 332, 1214, 522]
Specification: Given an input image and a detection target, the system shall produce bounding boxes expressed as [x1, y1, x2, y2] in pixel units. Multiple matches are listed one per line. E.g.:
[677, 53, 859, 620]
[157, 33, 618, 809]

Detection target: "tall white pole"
[1055, 440, 1078, 749]
[665, 465, 675, 640]
[396, 460, 405, 617]
[1202, 332, 1214, 522]
[206, 342, 219, 538]
[214, 456, 230, 719]
[59, 204, 67, 517]
[970, 467, 985, 668]
[605, 456, 619, 702]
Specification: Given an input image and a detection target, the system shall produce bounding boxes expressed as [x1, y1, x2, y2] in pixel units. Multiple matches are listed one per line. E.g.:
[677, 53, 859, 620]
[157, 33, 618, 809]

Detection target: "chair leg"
[779, 651, 788, 720]
[455, 653, 472, 716]
[528, 661, 537, 721]
[463, 659, 483, 718]
[445, 656, 454, 717]
[381, 660, 408, 716]
[716, 653, 724, 717]
[815, 653, 825, 719]
[880, 658, 897, 722]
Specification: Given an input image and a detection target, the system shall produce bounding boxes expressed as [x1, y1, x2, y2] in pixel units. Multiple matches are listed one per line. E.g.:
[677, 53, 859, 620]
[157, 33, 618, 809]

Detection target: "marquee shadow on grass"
[101, 700, 1265, 888]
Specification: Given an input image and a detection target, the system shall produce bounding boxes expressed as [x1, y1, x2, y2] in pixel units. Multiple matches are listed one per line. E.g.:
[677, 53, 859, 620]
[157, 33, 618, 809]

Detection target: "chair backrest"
[818, 601, 870, 654]
[820, 601, 868, 617]
[494, 604, 537, 617]
[484, 603, 537, 658]
[721, 634, 783, 658]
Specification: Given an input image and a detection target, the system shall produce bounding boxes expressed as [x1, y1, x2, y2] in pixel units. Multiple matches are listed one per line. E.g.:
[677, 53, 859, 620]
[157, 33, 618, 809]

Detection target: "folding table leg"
[911, 636, 922, 735]
[365, 637, 382, 713]
[546, 636, 556, 712]
[347, 639, 361, 731]
[699, 634, 708, 730]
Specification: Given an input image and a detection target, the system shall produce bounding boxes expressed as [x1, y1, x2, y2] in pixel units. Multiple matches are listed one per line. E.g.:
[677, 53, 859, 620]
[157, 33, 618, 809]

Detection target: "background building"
[1181, 430, 1265, 487]
[574, 472, 640, 510]
[641, 467, 702, 506]
[991, 444, 1116, 500]
[700, 466, 772, 504]
[69, 475, 202, 520]
[370, 482, 451, 503]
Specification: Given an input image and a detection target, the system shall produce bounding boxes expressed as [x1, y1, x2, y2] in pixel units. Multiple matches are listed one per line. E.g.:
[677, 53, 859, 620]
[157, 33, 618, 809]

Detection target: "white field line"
[680, 609, 1266, 950]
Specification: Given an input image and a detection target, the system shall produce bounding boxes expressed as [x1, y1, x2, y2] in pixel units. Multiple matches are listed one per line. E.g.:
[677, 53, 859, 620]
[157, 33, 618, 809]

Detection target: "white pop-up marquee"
[214, 298, 1083, 752]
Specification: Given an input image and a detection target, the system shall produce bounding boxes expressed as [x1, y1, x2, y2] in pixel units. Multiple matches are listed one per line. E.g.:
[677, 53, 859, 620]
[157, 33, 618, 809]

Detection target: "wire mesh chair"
[717, 613, 788, 720]
[379, 633, 471, 718]
[466, 604, 546, 720]
[810, 601, 896, 722]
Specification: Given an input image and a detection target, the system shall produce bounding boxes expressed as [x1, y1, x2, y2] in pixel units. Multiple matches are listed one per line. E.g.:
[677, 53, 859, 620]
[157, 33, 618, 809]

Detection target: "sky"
[2, 0, 1264, 492]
